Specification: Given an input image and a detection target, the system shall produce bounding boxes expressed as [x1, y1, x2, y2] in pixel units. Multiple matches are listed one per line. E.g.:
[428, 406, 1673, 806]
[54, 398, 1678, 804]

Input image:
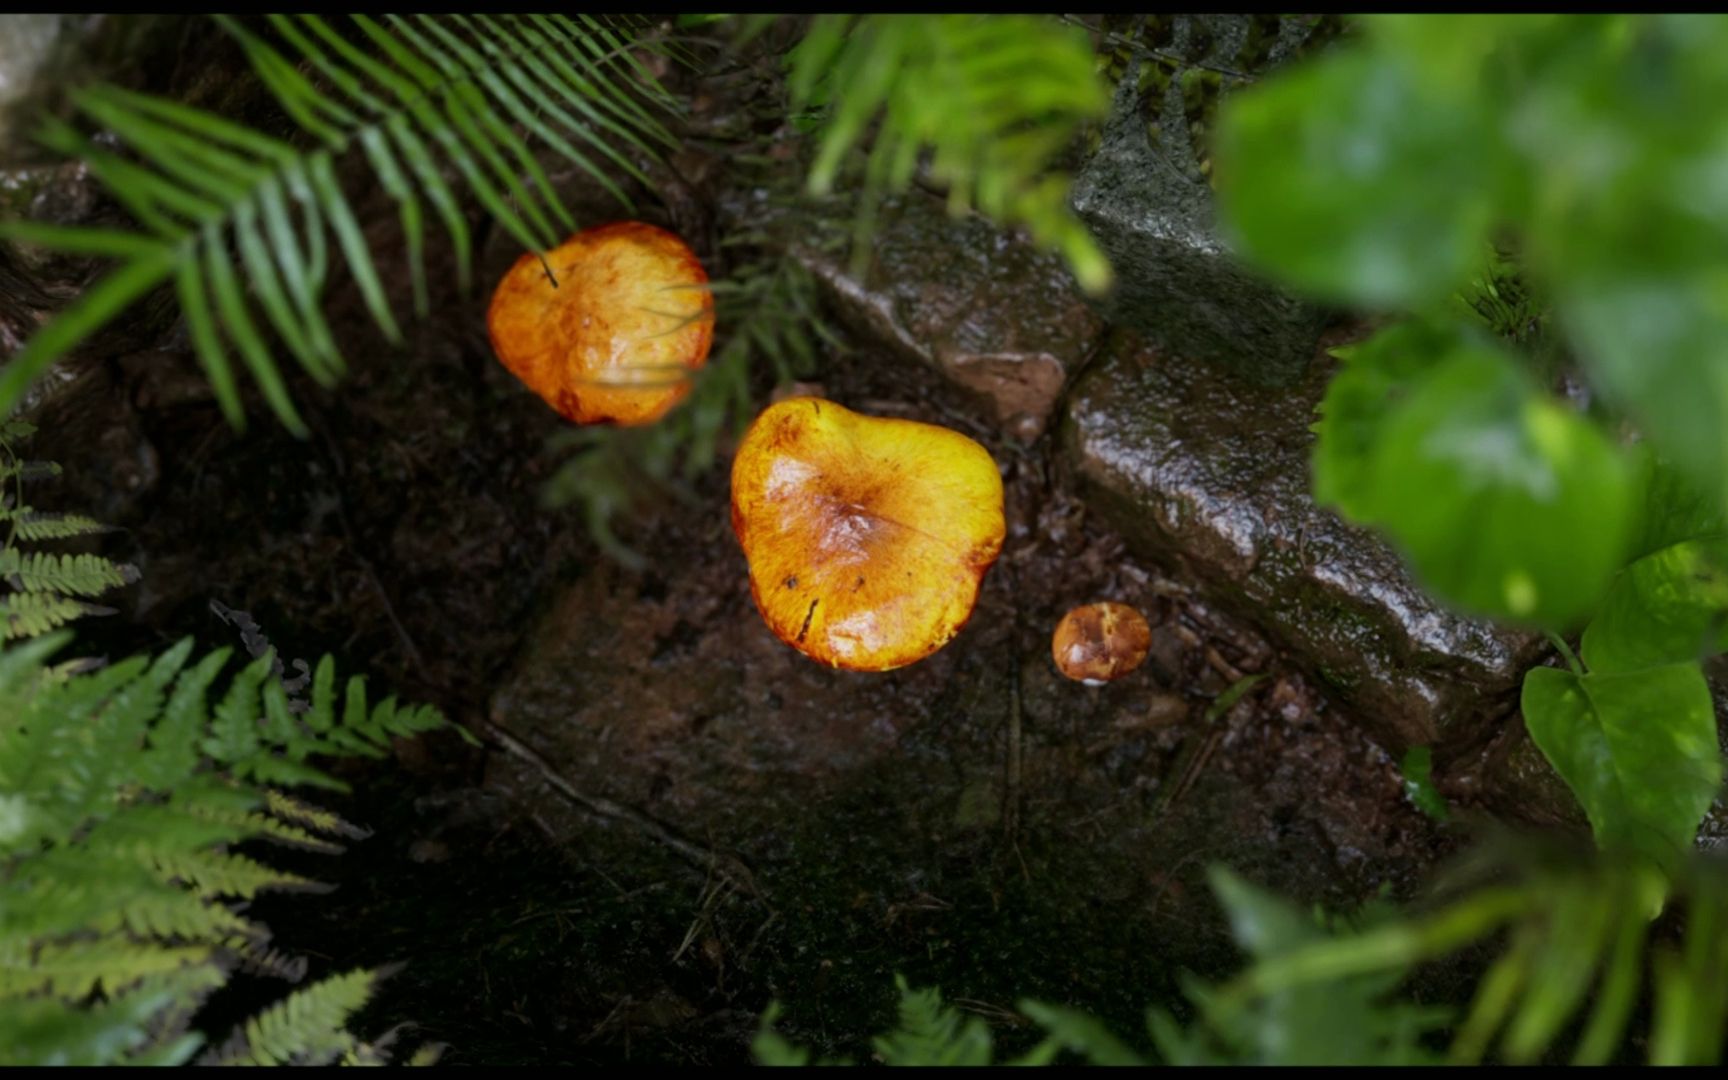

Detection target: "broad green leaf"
[1521, 663, 1720, 863]
[1311, 320, 1455, 521]
[1582, 539, 1728, 673]
[1626, 445, 1727, 563]
[1367, 14, 1561, 94]
[1560, 271, 1728, 523]
[1215, 48, 1508, 309]
[1366, 349, 1632, 629]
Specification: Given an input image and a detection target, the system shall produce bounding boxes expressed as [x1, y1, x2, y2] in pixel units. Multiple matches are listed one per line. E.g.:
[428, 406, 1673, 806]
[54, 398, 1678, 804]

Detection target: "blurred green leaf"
[1215, 48, 1507, 309]
[1626, 445, 1728, 564]
[1181, 868, 1449, 1066]
[1522, 662, 1721, 864]
[1582, 539, 1728, 673]
[1561, 272, 1728, 523]
[1014, 1002, 1145, 1066]
[1311, 320, 1454, 521]
[1342, 331, 1631, 629]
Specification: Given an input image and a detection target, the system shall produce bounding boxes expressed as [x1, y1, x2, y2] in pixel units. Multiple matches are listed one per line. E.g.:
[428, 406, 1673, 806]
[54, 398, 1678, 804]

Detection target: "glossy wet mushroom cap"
[1052, 602, 1152, 684]
[487, 221, 714, 426]
[730, 397, 1006, 672]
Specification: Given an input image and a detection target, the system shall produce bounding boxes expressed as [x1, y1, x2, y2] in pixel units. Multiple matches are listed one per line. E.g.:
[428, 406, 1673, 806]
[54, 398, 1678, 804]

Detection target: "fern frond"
[201, 968, 384, 1066]
[264, 788, 370, 842]
[183, 795, 347, 854]
[0, 14, 676, 431]
[0, 550, 136, 596]
[0, 508, 111, 542]
[0, 431, 137, 651]
[149, 848, 325, 900]
[0, 591, 92, 641]
[0, 458, 60, 483]
[0, 938, 213, 1001]
[0, 631, 459, 1065]
[0, 965, 221, 1066]
[872, 975, 995, 1066]
[788, 14, 1113, 292]
[231, 940, 311, 984]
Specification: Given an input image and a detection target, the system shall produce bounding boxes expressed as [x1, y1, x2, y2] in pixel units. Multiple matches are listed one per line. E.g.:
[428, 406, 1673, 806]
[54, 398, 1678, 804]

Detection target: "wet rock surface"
[779, 192, 1105, 439]
[1063, 328, 1545, 754]
[1069, 21, 1333, 386]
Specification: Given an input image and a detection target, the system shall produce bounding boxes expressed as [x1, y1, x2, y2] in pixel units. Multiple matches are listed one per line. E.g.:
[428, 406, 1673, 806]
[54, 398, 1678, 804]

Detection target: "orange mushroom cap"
[1052, 602, 1152, 684]
[487, 221, 715, 426]
[730, 397, 1006, 672]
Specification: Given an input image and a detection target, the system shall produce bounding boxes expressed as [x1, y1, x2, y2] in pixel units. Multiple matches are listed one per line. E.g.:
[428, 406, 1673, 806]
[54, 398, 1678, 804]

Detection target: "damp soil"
[31, 271, 1480, 1063]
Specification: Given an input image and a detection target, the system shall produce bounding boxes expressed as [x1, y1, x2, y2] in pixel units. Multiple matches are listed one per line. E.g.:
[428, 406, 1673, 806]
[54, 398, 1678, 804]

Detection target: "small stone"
[407, 837, 450, 864]
[772, 380, 825, 403]
[777, 192, 1105, 438]
[1141, 691, 1189, 727]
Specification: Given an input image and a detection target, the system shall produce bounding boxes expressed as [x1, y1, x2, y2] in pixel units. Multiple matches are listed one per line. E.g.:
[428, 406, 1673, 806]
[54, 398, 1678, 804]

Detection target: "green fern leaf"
[0, 938, 213, 1001]
[0, 592, 95, 641]
[1, 627, 458, 1065]
[2, 509, 111, 542]
[149, 848, 321, 899]
[0, 13, 672, 431]
[180, 792, 346, 855]
[0, 551, 136, 596]
[264, 788, 369, 841]
[788, 14, 1113, 292]
[872, 975, 995, 1066]
[202, 968, 383, 1066]
[203, 652, 272, 764]
[0, 965, 220, 1066]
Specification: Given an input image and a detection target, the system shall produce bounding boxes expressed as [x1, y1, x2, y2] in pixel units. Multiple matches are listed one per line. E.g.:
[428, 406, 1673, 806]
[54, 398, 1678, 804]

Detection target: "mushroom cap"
[1052, 602, 1152, 683]
[487, 221, 715, 426]
[730, 397, 1006, 672]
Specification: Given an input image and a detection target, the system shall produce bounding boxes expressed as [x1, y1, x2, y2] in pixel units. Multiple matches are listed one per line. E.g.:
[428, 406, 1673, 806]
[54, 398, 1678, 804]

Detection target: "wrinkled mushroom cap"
[487, 221, 714, 426]
[731, 397, 1006, 672]
[1052, 602, 1152, 684]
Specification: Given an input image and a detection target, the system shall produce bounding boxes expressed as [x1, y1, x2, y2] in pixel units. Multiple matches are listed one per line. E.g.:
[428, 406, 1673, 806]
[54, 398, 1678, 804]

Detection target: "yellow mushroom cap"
[1052, 602, 1152, 683]
[730, 397, 1006, 672]
[487, 221, 714, 426]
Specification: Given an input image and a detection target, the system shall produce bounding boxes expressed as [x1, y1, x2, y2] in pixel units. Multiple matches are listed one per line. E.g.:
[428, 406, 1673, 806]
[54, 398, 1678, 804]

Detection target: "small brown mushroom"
[1052, 602, 1152, 685]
